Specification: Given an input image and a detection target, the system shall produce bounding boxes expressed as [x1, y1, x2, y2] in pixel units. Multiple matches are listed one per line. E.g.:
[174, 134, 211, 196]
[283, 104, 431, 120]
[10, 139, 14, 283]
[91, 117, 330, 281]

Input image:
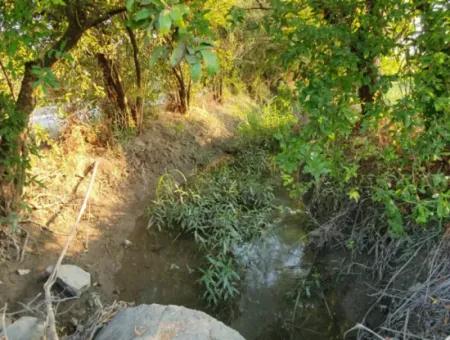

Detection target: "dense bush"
[266, 0, 450, 236]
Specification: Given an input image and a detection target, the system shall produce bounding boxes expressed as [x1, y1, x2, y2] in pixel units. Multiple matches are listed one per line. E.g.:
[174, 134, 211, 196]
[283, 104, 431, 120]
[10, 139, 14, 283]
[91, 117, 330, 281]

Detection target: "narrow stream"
[230, 210, 314, 339]
[114, 195, 348, 339]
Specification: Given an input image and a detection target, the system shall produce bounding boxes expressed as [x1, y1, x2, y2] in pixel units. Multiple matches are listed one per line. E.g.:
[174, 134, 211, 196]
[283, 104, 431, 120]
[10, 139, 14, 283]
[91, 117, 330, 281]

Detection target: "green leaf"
[348, 188, 360, 202]
[133, 8, 151, 21]
[150, 46, 167, 64]
[190, 62, 202, 82]
[437, 196, 449, 218]
[170, 5, 188, 26]
[415, 204, 430, 224]
[126, 0, 135, 12]
[158, 10, 172, 34]
[185, 54, 198, 65]
[200, 49, 219, 75]
[141, 0, 161, 4]
[170, 43, 186, 67]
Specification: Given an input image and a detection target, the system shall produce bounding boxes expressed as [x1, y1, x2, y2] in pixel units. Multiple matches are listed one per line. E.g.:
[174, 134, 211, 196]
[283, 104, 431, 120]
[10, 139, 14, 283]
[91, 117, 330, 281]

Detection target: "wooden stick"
[19, 231, 29, 263]
[43, 161, 99, 340]
[1, 303, 8, 340]
[344, 323, 384, 340]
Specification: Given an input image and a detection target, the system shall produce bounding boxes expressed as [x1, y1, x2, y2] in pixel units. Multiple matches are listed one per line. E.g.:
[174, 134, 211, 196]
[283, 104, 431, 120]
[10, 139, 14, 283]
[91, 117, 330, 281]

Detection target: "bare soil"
[0, 97, 248, 323]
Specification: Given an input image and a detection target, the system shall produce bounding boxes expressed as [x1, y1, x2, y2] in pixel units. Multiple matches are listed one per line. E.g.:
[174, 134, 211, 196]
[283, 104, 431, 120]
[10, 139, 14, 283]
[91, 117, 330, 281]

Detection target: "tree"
[127, 0, 220, 113]
[0, 0, 222, 216]
[0, 1, 125, 216]
[267, 0, 449, 233]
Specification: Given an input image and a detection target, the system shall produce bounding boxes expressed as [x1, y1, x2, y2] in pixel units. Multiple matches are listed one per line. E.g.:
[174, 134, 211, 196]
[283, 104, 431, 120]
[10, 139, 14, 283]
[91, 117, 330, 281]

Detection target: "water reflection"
[231, 214, 311, 339]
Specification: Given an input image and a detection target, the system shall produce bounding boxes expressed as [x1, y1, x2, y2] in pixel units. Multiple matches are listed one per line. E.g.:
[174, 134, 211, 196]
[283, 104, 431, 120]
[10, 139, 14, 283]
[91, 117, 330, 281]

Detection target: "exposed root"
[345, 323, 384, 340]
[68, 300, 130, 340]
[0, 228, 28, 264]
[375, 239, 450, 339]
[304, 181, 448, 339]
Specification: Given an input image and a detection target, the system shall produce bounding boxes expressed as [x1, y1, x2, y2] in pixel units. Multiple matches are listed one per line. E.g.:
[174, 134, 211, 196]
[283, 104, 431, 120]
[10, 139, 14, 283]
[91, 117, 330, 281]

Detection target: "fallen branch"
[361, 244, 423, 326]
[43, 161, 99, 340]
[344, 323, 384, 340]
[19, 231, 29, 263]
[1, 303, 8, 340]
[68, 300, 129, 340]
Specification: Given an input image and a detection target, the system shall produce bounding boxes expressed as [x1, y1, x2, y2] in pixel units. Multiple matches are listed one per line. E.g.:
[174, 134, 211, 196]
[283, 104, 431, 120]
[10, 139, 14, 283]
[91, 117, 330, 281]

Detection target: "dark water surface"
[115, 198, 356, 339]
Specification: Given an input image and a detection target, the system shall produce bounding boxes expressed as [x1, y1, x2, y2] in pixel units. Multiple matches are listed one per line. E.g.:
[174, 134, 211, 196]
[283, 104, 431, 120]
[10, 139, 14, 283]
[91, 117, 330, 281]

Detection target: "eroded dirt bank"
[0, 98, 249, 315]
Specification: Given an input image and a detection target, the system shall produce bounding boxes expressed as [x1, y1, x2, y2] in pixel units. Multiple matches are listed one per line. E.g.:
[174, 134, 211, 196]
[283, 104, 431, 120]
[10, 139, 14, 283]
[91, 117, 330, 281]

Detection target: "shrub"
[148, 149, 276, 305]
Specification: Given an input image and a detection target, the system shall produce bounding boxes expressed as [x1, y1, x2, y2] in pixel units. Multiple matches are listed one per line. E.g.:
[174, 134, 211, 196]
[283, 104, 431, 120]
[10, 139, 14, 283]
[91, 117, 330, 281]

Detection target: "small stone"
[122, 239, 132, 247]
[169, 263, 180, 270]
[45, 265, 54, 275]
[0, 316, 45, 340]
[46, 264, 91, 297]
[135, 139, 146, 148]
[17, 269, 31, 276]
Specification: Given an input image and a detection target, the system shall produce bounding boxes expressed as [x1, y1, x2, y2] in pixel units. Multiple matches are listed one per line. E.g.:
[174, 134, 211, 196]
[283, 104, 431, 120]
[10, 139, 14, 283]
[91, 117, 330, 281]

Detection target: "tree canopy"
[0, 0, 449, 233]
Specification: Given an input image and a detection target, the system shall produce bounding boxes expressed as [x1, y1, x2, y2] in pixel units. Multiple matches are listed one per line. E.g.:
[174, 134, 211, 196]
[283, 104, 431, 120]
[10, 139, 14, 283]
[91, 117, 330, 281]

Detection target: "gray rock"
[47, 264, 91, 297]
[0, 316, 45, 340]
[17, 269, 31, 276]
[95, 304, 245, 340]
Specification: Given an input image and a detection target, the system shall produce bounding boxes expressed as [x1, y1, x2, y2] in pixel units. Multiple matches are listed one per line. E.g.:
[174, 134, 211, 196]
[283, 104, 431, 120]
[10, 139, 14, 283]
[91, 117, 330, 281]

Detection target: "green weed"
[148, 149, 276, 306]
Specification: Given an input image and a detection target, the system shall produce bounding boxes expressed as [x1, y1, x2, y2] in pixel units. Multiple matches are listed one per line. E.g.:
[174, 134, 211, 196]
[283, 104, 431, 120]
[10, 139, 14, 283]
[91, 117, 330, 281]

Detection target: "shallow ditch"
[112, 184, 385, 340]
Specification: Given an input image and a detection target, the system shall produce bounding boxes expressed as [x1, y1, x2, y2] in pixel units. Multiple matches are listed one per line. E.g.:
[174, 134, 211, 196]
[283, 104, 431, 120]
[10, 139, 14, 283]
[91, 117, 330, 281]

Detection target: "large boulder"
[94, 304, 245, 340]
[0, 316, 45, 340]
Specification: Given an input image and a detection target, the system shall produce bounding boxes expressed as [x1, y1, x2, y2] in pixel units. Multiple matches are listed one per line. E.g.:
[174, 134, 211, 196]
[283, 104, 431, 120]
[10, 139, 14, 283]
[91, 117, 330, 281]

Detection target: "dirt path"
[0, 98, 248, 318]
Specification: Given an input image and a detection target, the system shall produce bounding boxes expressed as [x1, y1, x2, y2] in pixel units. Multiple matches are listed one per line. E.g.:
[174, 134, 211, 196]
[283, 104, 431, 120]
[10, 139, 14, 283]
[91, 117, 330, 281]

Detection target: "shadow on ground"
[0, 96, 251, 334]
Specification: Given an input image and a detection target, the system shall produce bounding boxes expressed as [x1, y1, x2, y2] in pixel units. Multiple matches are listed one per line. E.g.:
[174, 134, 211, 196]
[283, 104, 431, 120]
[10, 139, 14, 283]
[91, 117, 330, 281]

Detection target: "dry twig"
[344, 323, 384, 340]
[43, 161, 99, 340]
[1, 303, 8, 340]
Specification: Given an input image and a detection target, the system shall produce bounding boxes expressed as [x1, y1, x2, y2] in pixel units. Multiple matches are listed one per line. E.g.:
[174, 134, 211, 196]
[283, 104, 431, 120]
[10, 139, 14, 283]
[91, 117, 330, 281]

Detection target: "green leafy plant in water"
[148, 149, 276, 306]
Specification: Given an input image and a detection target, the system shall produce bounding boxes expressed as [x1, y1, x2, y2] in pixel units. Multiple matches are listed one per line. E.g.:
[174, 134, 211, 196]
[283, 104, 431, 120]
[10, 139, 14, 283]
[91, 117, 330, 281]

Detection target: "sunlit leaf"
[190, 62, 202, 82]
[126, 0, 135, 12]
[200, 49, 219, 75]
[150, 46, 167, 64]
[158, 10, 172, 34]
[170, 43, 185, 67]
[133, 8, 151, 21]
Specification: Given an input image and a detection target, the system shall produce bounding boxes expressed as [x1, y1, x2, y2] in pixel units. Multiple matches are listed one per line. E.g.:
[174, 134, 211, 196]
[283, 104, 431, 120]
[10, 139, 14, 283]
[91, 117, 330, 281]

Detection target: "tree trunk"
[0, 6, 125, 216]
[125, 24, 144, 132]
[357, 59, 377, 115]
[212, 75, 223, 103]
[320, 0, 379, 117]
[96, 53, 132, 129]
[172, 66, 189, 114]
[1, 26, 84, 216]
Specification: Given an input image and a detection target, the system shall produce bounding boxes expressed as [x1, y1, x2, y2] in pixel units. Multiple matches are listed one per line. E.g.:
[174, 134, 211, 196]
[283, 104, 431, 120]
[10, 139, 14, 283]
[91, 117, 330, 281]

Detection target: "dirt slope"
[0, 97, 250, 317]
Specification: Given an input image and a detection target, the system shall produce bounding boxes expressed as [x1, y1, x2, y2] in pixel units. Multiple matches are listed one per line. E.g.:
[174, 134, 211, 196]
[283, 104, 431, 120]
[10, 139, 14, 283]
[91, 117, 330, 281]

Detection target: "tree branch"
[15, 6, 126, 114]
[0, 59, 15, 101]
[87, 7, 126, 28]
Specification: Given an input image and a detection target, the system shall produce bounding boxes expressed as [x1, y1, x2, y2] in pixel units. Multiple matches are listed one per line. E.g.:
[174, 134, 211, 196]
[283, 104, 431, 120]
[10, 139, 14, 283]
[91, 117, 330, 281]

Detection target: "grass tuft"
[148, 148, 276, 306]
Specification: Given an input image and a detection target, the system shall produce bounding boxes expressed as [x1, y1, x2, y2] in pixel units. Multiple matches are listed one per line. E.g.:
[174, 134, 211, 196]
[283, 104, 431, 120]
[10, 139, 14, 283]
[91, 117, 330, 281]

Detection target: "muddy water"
[114, 202, 345, 339]
[114, 215, 206, 310]
[230, 210, 315, 339]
